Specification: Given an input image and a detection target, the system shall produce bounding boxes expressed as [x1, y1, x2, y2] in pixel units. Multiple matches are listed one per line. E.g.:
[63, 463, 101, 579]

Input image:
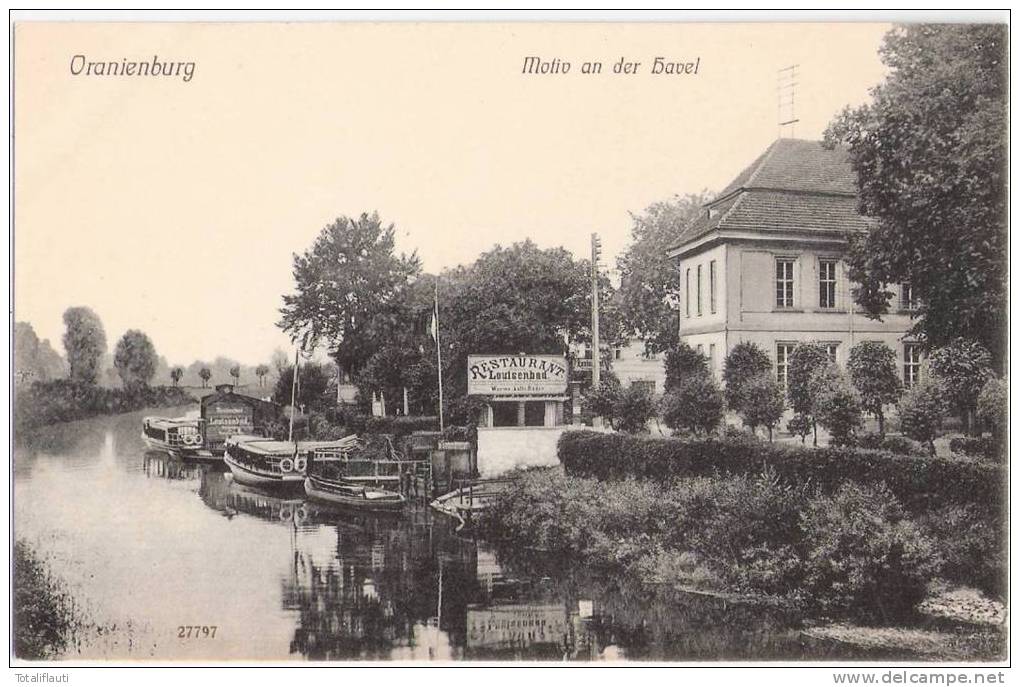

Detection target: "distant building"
[667, 139, 920, 388]
[574, 340, 666, 396]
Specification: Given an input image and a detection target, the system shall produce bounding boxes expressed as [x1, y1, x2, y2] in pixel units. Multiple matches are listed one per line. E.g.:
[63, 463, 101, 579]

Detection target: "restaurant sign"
[467, 354, 568, 396]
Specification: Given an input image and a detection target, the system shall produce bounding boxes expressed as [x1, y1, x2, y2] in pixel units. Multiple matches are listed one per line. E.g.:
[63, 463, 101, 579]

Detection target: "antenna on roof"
[777, 64, 800, 139]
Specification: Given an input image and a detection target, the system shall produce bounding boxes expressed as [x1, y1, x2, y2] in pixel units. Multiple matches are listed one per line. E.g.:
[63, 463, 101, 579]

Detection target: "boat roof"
[228, 436, 359, 456]
[145, 416, 199, 428]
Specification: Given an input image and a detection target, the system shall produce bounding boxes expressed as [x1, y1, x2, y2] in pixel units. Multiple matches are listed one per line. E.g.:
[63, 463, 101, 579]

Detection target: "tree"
[270, 349, 290, 375]
[739, 374, 786, 441]
[229, 364, 241, 386]
[786, 413, 812, 444]
[847, 341, 902, 435]
[113, 330, 158, 389]
[898, 377, 948, 456]
[62, 307, 107, 385]
[663, 342, 708, 392]
[170, 367, 184, 387]
[14, 322, 66, 386]
[615, 192, 714, 352]
[198, 367, 212, 388]
[824, 25, 1007, 366]
[278, 213, 422, 378]
[786, 342, 831, 445]
[976, 376, 1006, 441]
[810, 364, 864, 447]
[274, 362, 331, 411]
[583, 378, 657, 434]
[723, 341, 773, 412]
[927, 338, 992, 435]
[661, 373, 724, 436]
[255, 364, 270, 388]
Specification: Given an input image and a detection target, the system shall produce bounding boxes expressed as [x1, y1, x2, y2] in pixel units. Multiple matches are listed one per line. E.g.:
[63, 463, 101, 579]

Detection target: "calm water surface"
[15, 408, 881, 662]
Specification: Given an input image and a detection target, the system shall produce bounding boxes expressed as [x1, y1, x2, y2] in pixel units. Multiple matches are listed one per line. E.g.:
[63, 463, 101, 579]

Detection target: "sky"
[14, 21, 891, 366]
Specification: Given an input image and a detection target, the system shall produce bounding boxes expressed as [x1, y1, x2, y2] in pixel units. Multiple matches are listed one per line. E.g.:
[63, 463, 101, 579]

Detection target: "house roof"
[669, 138, 871, 252]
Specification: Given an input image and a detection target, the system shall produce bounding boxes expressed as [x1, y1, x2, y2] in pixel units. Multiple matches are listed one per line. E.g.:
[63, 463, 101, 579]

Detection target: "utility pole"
[591, 233, 601, 390]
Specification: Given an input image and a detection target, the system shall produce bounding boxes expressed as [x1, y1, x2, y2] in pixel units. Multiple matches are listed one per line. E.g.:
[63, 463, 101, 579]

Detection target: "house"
[573, 339, 667, 396]
[666, 139, 920, 388]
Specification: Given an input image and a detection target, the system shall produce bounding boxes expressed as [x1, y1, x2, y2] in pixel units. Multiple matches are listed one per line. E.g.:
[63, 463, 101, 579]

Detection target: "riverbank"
[13, 540, 80, 659]
[477, 462, 1006, 659]
[14, 380, 196, 432]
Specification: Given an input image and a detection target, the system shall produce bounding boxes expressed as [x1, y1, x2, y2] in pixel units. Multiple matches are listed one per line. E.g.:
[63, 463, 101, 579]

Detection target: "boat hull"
[224, 453, 304, 489]
[304, 477, 406, 512]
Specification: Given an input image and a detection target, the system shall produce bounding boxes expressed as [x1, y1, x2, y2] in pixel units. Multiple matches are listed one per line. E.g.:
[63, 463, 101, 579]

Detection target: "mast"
[434, 279, 445, 435]
[288, 346, 299, 444]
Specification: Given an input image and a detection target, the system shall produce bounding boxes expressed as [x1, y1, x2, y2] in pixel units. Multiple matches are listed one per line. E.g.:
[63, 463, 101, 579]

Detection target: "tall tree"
[615, 192, 714, 352]
[255, 364, 270, 388]
[62, 307, 107, 385]
[14, 322, 66, 385]
[198, 367, 212, 388]
[170, 367, 184, 387]
[113, 330, 158, 389]
[824, 24, 1007, 366]
[229, 364, 241, 386]
[279, 213, 422, 377]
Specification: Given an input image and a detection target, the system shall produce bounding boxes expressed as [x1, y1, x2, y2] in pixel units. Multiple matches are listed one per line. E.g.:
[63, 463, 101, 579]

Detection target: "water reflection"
[14, 409, 898, 661]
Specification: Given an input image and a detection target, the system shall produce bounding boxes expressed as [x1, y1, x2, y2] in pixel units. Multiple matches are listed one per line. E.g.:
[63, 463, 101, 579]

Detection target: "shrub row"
[558, 430, 1003, 509]
[949, 437, 1004, 463]
[14, 380, 196, 431]
[309, 410, 474, 444]
[481, 469, 946, 618]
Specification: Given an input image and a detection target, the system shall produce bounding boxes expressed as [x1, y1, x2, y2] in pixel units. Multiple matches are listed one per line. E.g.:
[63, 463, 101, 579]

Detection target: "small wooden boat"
[141, 416, 205, 456]
[222, 435, 351, 489]
[304, 474, 406, 512]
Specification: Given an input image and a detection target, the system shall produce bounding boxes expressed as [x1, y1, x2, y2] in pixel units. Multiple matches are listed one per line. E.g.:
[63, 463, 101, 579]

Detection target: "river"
[14, 408, 884, 662]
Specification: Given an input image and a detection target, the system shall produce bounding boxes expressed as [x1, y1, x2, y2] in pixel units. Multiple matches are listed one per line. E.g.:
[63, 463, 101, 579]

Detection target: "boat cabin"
[201, 384, 281, 453]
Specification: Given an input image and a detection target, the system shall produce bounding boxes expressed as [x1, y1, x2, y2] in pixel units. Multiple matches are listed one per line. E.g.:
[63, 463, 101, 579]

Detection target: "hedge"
[15, 380, 197, 431]
[949, 436, 1004, 463]
[558, 430, 1003, 510]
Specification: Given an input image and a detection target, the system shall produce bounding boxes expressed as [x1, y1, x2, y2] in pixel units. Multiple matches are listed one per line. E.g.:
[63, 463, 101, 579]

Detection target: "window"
[631, 380, 655, 396]
[613, 347, 622, 361]
[824, 343, 839, 364]
[900, 284, 916, 311]
[819, 259, 837, 309]
[709, 260, 717, 313]
[709, 343, 716, 372]
[696, 343, 704, 355]
[696, 265, 703, 316]
[685, 269, 691, 317]
[776, 258, 795, 308]
[904, 344, 922, 388]
[776, 343, 795, 389]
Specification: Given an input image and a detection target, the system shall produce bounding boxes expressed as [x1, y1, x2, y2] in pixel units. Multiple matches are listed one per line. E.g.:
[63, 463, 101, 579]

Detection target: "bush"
[798, 483, 942, 618]
[722, 342, 773, 412]
[948, 436, 1003, 462]
[810, 364, 863, 446]
[584, 379, 658, 433]
[917, 504, 1005, 599]
[786, 413, 812, 443]
[14, 540, 77, 659]
[661, 373, 724, 436]
[928, 338, 993, 433]
[898, 378, 948, 455]
[664, 342, 708, 392]
[853, 432, 927, 457]
[847, 341, 902, 434]
[557, 430, 1003, 510]
[737, 374, 785, 440]
[976, 376, 1007, 439]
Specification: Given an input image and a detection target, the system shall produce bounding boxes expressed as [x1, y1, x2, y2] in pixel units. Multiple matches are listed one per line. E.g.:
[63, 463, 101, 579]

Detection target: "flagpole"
[434, 279, 445, 436]
[288, 346, 300, 443]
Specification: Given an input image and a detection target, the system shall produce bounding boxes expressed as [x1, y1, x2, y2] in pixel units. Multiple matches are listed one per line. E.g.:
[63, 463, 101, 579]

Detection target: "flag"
[429, 299, 438, 342]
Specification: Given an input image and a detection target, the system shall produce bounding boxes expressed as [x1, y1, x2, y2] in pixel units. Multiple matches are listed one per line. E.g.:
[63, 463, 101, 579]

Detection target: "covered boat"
[141, 415, 205, 456]
[222, 436, 351, 489]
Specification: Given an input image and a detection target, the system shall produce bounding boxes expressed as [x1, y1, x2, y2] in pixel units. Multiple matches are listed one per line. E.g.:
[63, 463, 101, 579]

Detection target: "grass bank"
[13, 540, 80, 659]
[14, 380, 196, 432]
